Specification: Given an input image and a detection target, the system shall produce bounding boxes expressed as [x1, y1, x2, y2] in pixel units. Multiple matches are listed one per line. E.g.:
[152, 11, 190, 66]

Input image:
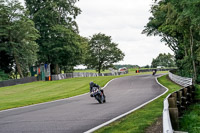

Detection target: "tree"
[143, 0, 200, 82]
[49, 25, 87, 73]
[151, 53, 176, 68]
[114, 64, 139, 69]
[0, 0, 39, 78]
[143, 65, 150, 68]
[25, 0, 83, 74]
[0, 51, 14, 74]
[86, 33, 125, 73]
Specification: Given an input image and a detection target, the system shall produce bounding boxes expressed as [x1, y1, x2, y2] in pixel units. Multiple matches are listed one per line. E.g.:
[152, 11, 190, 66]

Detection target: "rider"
[152, 69, 157, 75]
[89, 81, 105, 97]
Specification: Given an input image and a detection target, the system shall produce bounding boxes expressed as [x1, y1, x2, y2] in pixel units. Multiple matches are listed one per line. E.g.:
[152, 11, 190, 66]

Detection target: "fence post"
[168, 97, 179, 130]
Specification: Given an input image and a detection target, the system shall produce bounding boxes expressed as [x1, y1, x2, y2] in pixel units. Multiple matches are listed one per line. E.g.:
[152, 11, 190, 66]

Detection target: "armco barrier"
[169, 72, 192, 87]
[51, 73, 73, 80]
[51, 71, 128, 81]
[0, 71, 129, 87]
[163, 85, 195, 133]
[0, 76, 37, 88]
[138, 68, 176, 72]
[163, 94, 173, 133]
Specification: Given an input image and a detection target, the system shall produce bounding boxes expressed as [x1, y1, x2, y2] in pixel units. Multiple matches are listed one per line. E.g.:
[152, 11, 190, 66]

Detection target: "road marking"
[84, 74, 169, 133]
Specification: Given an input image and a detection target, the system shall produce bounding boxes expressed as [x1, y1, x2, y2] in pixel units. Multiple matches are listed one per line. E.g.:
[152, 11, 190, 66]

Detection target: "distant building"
[74, 65, 87, 70]
[157, 66, 165, 68]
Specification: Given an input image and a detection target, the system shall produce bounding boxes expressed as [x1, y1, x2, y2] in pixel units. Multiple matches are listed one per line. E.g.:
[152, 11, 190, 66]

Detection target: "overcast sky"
[19, 0, 173, 66]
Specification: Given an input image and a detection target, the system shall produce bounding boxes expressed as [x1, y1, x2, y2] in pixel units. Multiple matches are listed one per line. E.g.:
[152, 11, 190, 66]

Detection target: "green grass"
[0, 76, 114, 110]
[95, 75, 182, 133]
[179, 84, 200, 133]
[0, 70, 161, 111]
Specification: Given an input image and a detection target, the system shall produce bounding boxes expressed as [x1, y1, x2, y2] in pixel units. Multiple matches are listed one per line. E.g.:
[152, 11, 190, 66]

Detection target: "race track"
[0, 74, 166, 133]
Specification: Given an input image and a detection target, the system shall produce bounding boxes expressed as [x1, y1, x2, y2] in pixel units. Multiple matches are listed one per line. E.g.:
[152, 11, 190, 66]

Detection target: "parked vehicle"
[118, 67, 127, 72]
[90, 87, 106, 104]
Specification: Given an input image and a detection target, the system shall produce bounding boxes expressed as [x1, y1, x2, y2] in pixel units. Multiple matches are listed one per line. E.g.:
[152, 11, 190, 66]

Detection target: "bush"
[196, 75, 200, 84]
[0, 70, 9, 81]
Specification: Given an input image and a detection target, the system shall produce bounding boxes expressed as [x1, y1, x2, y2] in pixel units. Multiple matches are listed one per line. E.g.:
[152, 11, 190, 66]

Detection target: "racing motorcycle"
[90, 87, 106, 104]
[152, 70, 157, 75]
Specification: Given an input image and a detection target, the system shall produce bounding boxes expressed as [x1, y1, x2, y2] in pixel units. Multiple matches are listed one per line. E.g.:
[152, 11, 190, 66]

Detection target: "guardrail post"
[168, 96, 177, 108]
[177, 91, 184, 115]
[169, 108, 179, 130]
[188, 85, 195, 103]
[183, 88, 190, 109]
[168, 95, 179, 130]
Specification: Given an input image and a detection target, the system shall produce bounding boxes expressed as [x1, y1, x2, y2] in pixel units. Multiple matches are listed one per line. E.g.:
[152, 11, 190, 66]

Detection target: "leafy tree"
[86, 33, 125, 73]
[143, 0, 200, 82]
[25, 0, 82, 74]
[143, 65, 150, 68]
[114, 64, 139, 69]
[0, 0, 39, 78]
[49, 25, 87, 73]
[0, 51, 14, 74]
[151, 53, 176, 68]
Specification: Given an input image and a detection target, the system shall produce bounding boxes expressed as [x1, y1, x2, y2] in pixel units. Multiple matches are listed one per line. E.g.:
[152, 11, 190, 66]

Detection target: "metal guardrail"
[138, 68, 176, 73]
[168, 72, 192, 87]
[163, 84, 195, 133]
[51, 71, 129, 80]
[163, 71, 194, 133]
[163, 94, 173, 133]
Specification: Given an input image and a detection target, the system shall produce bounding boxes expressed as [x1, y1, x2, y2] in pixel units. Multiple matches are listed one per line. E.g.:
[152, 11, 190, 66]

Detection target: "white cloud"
[76, 0, 173, 66]
[19, 0, 173, 66]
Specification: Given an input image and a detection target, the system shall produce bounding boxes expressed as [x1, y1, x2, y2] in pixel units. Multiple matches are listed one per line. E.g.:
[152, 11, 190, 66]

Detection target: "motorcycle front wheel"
[95, 95, 102, 103]
[103, 98, 106, 103]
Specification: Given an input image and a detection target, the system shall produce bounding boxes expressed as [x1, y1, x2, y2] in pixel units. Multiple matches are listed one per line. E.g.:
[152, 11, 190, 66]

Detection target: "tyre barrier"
[0, 76, 37, 88]
[163, 85, 196, 133]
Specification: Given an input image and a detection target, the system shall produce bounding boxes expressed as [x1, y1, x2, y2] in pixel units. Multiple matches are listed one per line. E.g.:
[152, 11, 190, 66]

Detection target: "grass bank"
[95, 75, 181, 133]
[0, 70, 164, 111]
[179, 84, 200, 133]
[0, 76, 116, 111]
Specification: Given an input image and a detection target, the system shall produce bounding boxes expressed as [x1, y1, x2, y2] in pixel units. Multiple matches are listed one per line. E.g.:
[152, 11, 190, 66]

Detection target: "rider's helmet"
[90, 81, 94, 87]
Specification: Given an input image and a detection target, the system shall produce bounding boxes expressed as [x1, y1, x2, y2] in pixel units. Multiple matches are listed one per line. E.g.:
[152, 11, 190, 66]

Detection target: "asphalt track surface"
[0, 74, 166, 133]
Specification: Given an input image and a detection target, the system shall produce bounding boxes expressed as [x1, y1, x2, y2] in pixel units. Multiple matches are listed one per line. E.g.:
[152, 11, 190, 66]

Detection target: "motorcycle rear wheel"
[103, 99, 106, 103]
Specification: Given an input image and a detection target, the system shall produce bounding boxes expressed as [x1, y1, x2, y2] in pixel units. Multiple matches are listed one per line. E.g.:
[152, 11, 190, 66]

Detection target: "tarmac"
[0, 74, 166, 133]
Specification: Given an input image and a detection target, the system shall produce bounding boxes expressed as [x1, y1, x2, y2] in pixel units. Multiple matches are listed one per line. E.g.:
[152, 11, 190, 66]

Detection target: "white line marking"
[84, 74, 169, 133]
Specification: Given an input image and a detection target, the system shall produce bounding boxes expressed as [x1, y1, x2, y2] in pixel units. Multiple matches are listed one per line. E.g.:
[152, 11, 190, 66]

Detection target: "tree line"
[151, 53, 176, 68]
[0, 0, 124, 80]
[143, 0, 200, 83]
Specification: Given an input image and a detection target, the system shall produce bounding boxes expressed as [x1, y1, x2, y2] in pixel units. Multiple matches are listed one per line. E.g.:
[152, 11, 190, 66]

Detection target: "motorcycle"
[90, 87, 106, 104]
[152, 70, 157, 75]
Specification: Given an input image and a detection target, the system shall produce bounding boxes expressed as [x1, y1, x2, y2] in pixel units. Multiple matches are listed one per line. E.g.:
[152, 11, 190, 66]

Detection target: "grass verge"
[0, 76, 115, 111]
[0, 70, 164, 111]
[179, 84, 200, 133]
[95, 75, 181, 133]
